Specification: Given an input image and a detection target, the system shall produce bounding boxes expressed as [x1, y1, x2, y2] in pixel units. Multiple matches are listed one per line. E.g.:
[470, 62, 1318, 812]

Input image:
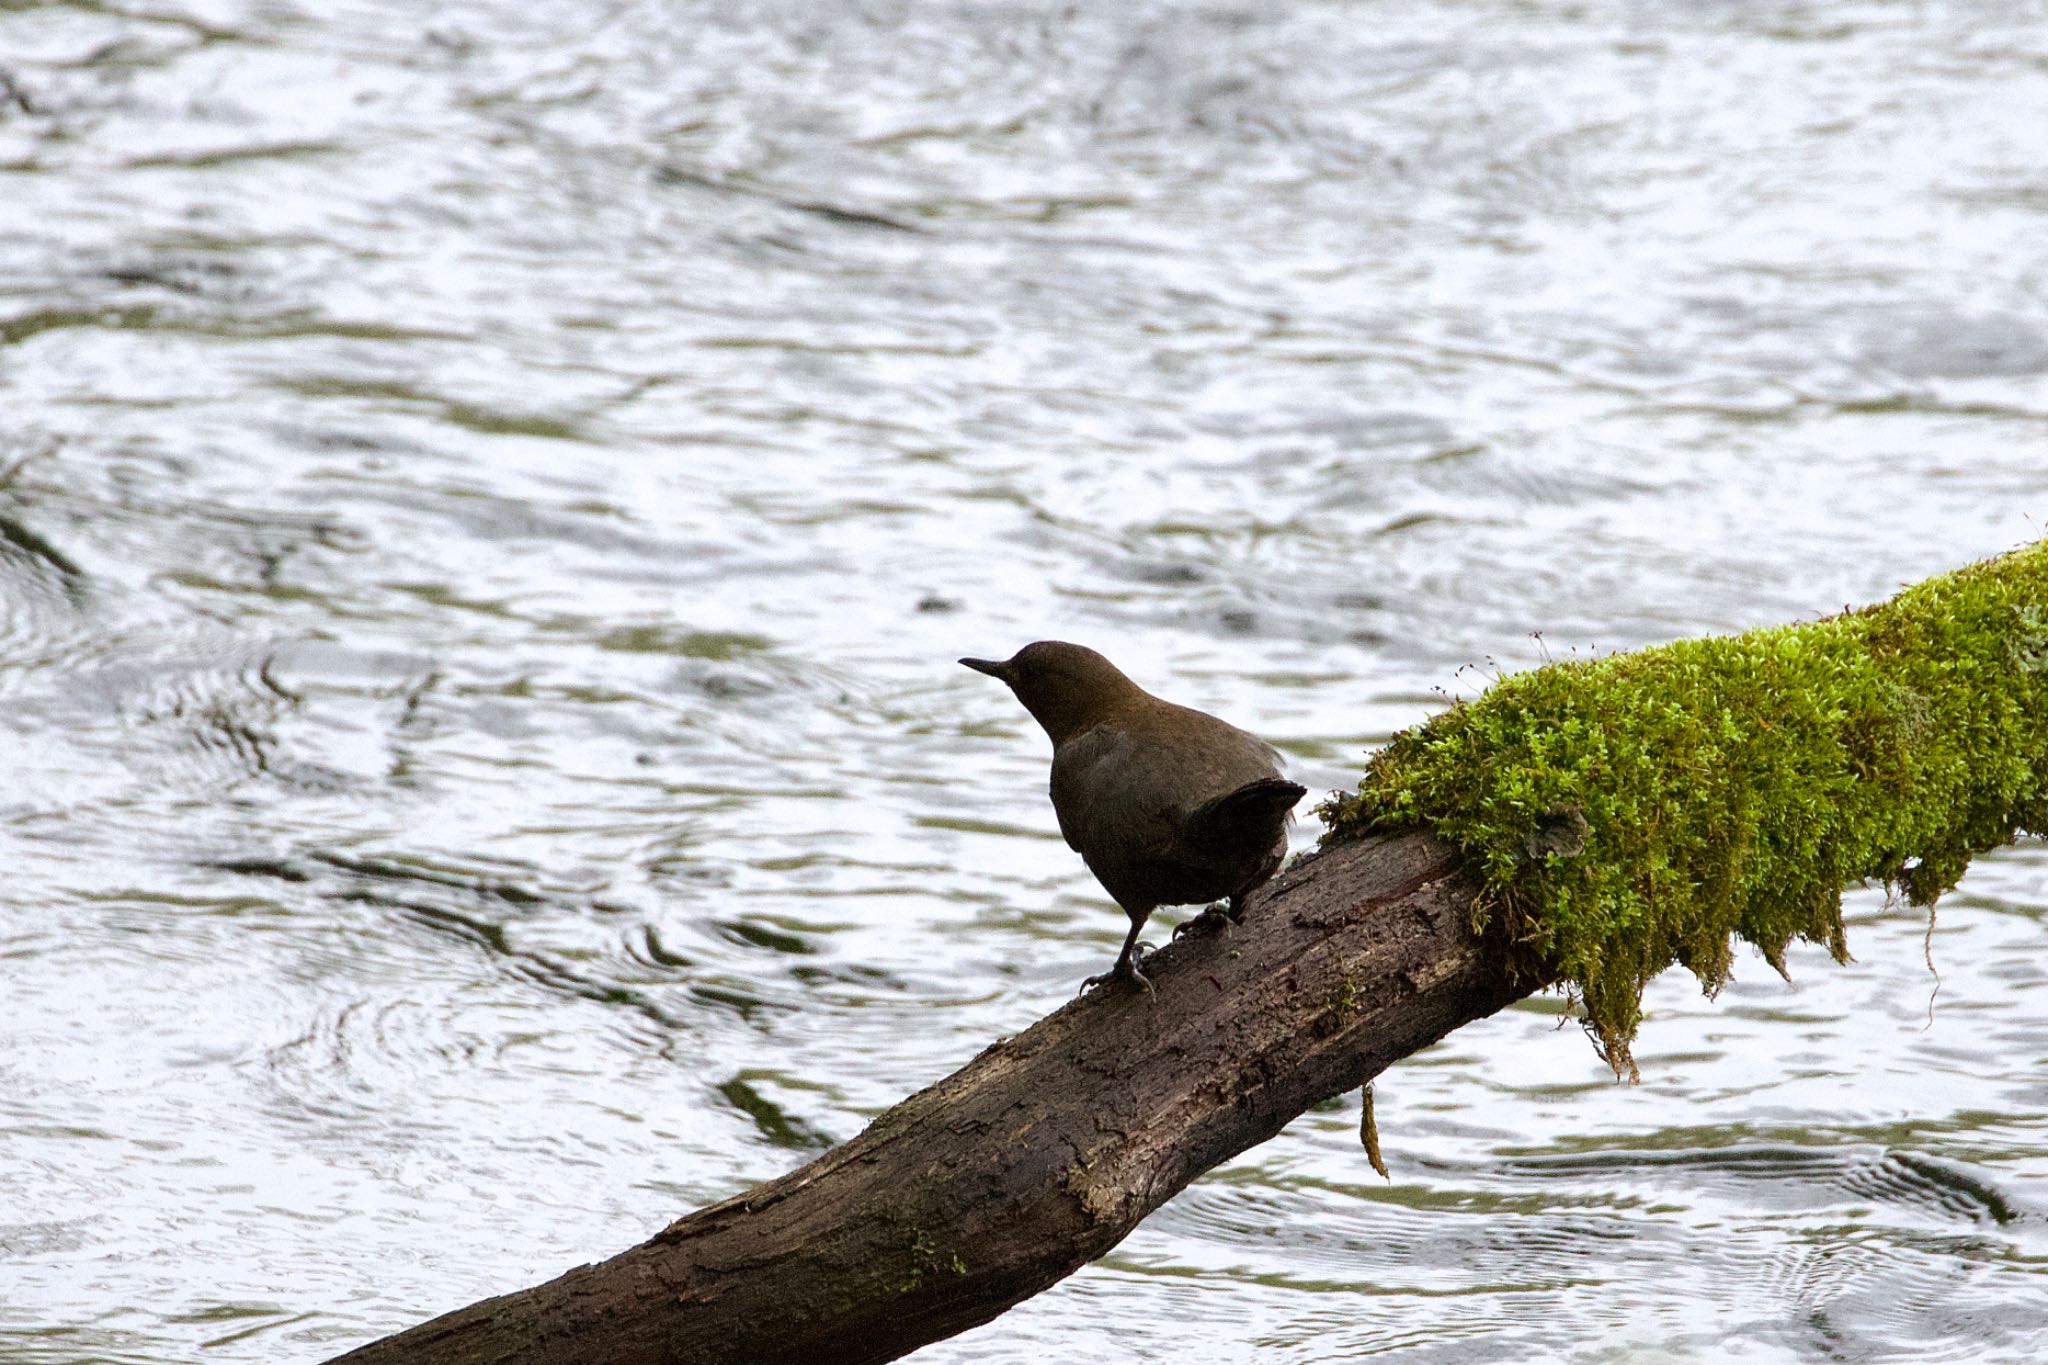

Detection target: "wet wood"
[326, 830, 1533, 1365]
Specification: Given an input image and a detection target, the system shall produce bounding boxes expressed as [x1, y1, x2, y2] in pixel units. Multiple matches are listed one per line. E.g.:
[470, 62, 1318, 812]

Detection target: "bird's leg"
[1081, 914, 1156, 998]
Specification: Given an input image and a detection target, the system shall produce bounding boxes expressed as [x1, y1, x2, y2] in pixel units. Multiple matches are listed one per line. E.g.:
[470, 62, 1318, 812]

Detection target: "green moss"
[900, 1231, 968, 1294]
[1323, 541, 2048, 1079]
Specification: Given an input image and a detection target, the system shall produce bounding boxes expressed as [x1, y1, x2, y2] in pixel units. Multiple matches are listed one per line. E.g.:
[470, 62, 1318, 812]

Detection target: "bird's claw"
[1172, 903, 1235, 940]
[1078, 955, 1157, 1000]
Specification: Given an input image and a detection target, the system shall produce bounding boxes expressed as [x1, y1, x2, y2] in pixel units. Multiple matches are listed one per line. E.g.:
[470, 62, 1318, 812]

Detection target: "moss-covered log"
[1325, 538, 2048, 1076]
[327, 542, 2046, 1364]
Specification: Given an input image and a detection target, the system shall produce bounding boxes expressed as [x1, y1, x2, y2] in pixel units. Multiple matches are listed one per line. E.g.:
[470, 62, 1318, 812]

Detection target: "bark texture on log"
[327, 831, 1535, 1365]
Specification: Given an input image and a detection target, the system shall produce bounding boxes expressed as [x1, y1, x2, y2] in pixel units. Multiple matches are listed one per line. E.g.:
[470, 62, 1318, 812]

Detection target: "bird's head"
[959, 641, 1148, 745]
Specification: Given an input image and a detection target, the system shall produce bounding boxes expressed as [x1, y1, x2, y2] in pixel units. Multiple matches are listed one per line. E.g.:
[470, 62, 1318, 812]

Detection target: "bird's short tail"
[1187, 777, 1308, 851]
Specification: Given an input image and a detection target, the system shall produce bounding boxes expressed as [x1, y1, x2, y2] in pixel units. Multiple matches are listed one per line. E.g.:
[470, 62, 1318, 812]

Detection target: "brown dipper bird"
[960, 642, 1306, 993]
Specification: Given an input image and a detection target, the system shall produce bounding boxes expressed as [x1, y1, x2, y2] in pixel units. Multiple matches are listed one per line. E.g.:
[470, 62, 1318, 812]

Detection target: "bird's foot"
[1079, 948, 1158, 1000]
[1172, 903, 1235, 940]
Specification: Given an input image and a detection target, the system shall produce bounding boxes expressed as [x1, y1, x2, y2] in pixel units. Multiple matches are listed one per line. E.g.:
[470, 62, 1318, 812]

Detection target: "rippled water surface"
[4, 1, 2048, 1361]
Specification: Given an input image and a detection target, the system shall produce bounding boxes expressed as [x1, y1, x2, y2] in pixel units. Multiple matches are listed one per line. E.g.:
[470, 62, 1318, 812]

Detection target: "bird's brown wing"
[1048, 722, 1180, 859]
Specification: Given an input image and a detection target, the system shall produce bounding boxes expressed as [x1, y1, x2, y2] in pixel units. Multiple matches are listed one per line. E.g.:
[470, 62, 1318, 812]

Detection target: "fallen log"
[327, 829, 1529, 1365]
[329, 539, 2048, 1365]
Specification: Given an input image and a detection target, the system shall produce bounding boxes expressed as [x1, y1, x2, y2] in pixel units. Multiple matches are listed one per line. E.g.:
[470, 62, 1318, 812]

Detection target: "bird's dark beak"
[959, 656, 1012, 682]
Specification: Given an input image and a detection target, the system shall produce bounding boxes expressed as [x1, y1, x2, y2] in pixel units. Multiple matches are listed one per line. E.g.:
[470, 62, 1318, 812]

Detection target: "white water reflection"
[1, 1, 2046, 1362]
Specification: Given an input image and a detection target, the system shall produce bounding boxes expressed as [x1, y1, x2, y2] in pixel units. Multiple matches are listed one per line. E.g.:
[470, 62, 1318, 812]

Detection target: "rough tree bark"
[327, 830, 1539, 1365]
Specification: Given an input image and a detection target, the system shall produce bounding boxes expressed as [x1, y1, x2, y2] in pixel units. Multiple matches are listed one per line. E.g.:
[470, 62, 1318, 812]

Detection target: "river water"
[4, 2, 2047, 1361]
